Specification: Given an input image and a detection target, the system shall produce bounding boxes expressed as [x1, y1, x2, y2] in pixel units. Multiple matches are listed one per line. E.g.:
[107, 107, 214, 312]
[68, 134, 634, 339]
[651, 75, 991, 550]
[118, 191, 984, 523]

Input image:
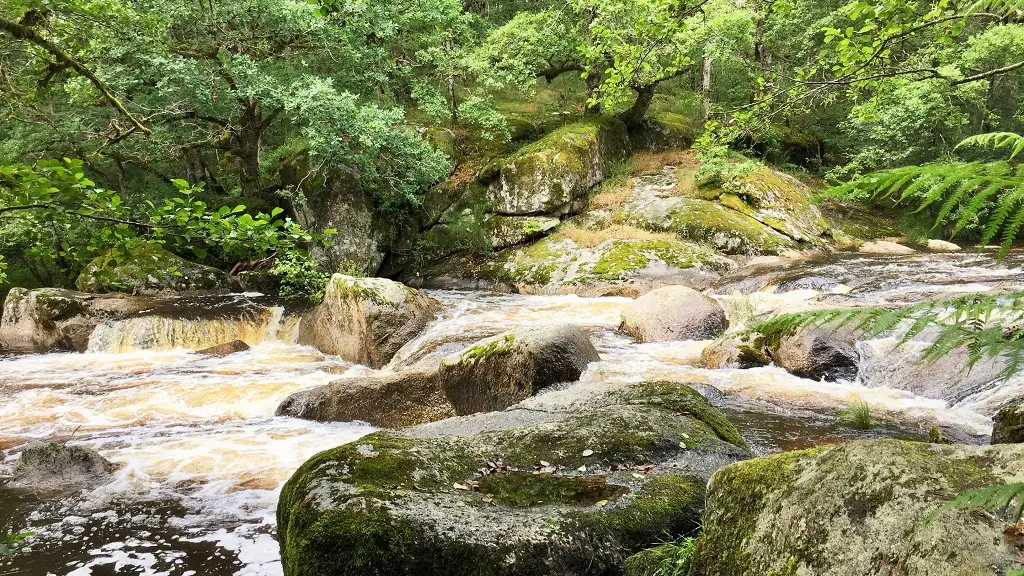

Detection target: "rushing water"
[2, 250, 1024, 576]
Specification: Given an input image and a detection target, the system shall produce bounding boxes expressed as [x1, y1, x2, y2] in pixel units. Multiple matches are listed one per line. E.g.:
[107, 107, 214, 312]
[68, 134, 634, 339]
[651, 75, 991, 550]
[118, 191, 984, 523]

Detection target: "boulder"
[486, 117, 630, 217]
[277, 381, 750, 576]
[276, 369, 455, 428]
[297, 275, 441, 368]
[196, 339, 251, 357]
[620, 287, 728, 343]
[76, 244, 238, 294]
[688, 440, 1024, 576]
[858, 240, 915, 255]
[992, 404, 1024, 444]
[700, 338, 770, 370]
[766, 324, 859, 381]
[10, 442, 117, 492]
[926, 239, 962, 252]
[0, 288, 152, 352]
[438, 324, 600, 414]
[487, 215, 560, 251]
[630, 112, 698, 152]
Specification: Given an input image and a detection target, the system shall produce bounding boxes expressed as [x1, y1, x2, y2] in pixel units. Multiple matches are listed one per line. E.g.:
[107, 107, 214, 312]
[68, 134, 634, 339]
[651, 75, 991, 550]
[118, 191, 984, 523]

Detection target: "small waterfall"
[86, 300, 295, 353]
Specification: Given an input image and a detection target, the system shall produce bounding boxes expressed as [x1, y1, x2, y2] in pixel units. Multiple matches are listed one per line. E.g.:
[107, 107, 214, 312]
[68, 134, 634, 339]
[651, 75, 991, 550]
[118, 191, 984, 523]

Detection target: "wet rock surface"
[277, 381, 750, 576]
[992, 404, 1024, 444]
[10, 442, 118, 493]
[196, 339, 251, 357]
[688, 440, 1024, 576]
[766, 324, 860, 382]
[438, 324, 601, 415]
[619, 286, 728, 343]
[297, 274, 441, 368]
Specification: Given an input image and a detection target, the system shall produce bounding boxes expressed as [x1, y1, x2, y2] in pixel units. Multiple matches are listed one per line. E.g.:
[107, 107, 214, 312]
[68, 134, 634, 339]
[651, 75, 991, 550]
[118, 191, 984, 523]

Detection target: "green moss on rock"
[76, 244, 237, 294]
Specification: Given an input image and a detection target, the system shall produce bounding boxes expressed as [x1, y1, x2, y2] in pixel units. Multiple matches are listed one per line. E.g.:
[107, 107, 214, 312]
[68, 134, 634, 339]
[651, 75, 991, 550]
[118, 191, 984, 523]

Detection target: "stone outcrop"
[10, 442, 118, 492]
[277, 381, 750, 576]
[276, 369, 455, 428]
[766, 324, 859, 381]
[196, 339, 251, 357]
[926, 239, 961, 252]
[76, 244, 238, 294]
[438, 324, 601, 414]
[688, 440, 1024, 576]
[0, 288, 153, 352]
[992, 404, 1024, 444]
[485, 117, 630, 217]
[297, 275, 441, 368]
[619, 287, 728, 343]
[700, 337, 771, 370]
[859, 240, 915, 255]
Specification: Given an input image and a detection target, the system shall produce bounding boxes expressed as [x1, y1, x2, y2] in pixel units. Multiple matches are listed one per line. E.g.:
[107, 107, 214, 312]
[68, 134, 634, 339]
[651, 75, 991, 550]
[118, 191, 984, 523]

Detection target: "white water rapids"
[2, 250, 1024, 575]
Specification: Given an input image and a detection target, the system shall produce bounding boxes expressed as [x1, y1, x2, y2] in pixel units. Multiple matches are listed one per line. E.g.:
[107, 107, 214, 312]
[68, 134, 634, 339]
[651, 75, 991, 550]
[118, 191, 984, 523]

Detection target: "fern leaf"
[926, 482, 1024, 524]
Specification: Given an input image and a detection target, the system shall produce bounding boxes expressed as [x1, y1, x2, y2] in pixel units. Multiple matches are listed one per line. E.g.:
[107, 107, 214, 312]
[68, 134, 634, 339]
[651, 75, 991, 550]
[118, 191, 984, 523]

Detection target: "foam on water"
[3, 250, 1024, 574]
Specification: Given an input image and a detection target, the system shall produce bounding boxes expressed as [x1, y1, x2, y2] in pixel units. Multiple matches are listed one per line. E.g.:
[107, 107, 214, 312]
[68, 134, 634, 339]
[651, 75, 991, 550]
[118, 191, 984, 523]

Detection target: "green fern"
[967, 0, 1024, 17]
[926, 482, 1024, 524]
[826, 131, 1024, 258]
[753, 290, 1024, 382]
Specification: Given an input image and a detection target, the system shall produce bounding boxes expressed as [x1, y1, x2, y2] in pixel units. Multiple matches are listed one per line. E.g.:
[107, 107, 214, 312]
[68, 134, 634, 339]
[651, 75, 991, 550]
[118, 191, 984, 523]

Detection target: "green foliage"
[694, 122, 761, 186]
[825, 131, 1024, 256]
[837, 397, 873, 430]
[0, 529, 32, 557]
[0, 158, 323, 284]
[0, 254, 6, 286]
[754, 290, 1024, 384]
[926, 482, 1024, 524]
[648, 537, 699, 576]
[272, 254, 333, 303]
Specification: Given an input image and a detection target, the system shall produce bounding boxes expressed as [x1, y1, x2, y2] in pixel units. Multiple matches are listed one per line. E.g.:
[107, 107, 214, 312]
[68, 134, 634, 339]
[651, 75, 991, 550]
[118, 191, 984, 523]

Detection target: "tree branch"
[0, 16, 151, 136]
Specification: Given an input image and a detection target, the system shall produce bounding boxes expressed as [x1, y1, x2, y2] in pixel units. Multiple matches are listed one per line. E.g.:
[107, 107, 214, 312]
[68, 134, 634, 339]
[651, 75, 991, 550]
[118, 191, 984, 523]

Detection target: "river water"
[2, 250, 1024, 575]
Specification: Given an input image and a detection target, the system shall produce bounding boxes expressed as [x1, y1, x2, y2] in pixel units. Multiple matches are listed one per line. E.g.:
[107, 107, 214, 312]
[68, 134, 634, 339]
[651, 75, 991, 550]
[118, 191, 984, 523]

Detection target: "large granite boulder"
[766, 323, 859, 382]
[688, 440, 1024, 576]
[297, 275, 441, 368]
[992, 404, 1024, 444]
[700, 337, 771, 370]
[277, 381, 750, 576]
[10, 442, 117, 492]
[76, 244, 237, 294]
[0, 288, 152, 352]
[485, 117, 630, 217]
[276, 369, 455, 428]
[619, 286, 728, 343]
[438, 324, 600, 414]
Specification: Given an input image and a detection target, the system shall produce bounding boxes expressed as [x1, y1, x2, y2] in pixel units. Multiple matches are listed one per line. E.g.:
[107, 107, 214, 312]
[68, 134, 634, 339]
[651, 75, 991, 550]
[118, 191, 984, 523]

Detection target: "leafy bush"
[272, 255, 334, 304]
[0, 529, 31, 557]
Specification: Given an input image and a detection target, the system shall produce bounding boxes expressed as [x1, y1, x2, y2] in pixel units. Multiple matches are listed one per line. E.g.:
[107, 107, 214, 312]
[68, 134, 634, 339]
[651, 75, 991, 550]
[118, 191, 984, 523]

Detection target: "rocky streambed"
[2, 250, 1024, 575]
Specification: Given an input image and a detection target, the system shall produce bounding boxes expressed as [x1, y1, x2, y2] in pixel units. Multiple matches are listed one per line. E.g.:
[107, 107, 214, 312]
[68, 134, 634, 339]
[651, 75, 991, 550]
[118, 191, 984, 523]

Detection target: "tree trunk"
[618, 84, 656, 128]
[701, 56, 713, 120]
[584, 68, 603, 115]
[236, 103, 263, 198]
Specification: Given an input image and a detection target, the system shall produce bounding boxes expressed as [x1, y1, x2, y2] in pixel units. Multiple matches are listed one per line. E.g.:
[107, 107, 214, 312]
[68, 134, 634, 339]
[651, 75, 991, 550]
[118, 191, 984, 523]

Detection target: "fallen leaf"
[595, 500, 609, 507]
[582, 449, 594, 457]
[679, 441, 687, 448]
[632, 473, 645, 480]
[539, 460, 551, 467]
[577, 465, 587, 473]
[453, 483, 469, 491]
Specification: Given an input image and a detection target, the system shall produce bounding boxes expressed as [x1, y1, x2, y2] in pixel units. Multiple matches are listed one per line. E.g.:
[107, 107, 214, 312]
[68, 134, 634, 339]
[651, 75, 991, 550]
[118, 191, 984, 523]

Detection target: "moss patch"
[478, 472, 628, 507]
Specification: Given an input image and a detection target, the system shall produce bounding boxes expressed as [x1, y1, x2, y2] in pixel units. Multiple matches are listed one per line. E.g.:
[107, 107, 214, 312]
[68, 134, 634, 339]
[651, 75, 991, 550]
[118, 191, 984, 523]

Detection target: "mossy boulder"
[438, 324, 601, 414]
[0, 287, 153, 352]
[619, 286, 728, 343]
[76, 245, 238, 295]
[765, 323, 859, 382]
[688, 440, 1024, 576]
[700, 337, 771, 370]
[297, 275, 441, 368]
[992, 404, 1024, 444]
[11, 442, 118, 493]
[629, 112, 699, 152]
[722, 167, 830, 245]
[277, 381, 750, 576]
[276, 368, 455, 428]
[487, 215, 560, 250]
[486, 117, 630, 217]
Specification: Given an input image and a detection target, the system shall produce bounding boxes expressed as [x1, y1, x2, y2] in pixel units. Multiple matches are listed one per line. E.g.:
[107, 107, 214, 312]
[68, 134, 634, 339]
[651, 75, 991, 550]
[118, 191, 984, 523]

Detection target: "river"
[2, 250, 1023, 575]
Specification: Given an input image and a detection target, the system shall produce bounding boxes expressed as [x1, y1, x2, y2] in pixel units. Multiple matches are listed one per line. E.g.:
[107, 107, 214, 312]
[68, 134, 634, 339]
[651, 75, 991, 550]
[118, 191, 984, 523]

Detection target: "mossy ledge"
[277, 381, 750, 576]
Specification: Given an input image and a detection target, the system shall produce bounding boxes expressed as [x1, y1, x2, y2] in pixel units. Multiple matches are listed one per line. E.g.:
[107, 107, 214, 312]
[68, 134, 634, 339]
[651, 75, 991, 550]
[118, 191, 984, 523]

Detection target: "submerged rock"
[11, 442, 117, 492]
[926, 239, 962, 252]
[438, 324, 600, 415]
[766, 324, 859, 382]
[992, 404, 1024, 444]
[196, 339, 251, 357]
[0, 288, 153, 352]
[297, 275, 441, 368]
[76, 244, 238, 294]
[688, 440, 1024, 576]
[277, 381, 750, 576]
[619, 287, 728, 343]
[485, 117, 630, 217]
[858, 240, 915, 255]
[276, 369, 455, 428]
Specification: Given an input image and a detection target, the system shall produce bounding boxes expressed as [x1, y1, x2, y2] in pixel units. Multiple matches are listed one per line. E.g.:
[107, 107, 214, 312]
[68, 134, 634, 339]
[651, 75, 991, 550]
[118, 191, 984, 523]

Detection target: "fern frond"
[957, 132, 1024, 160]
[926, 482, 1024, 524]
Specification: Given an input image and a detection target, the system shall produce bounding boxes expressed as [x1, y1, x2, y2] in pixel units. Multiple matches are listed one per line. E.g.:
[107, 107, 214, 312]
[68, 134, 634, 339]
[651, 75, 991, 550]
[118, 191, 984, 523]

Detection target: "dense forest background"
[5, 0, 1024, 294]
